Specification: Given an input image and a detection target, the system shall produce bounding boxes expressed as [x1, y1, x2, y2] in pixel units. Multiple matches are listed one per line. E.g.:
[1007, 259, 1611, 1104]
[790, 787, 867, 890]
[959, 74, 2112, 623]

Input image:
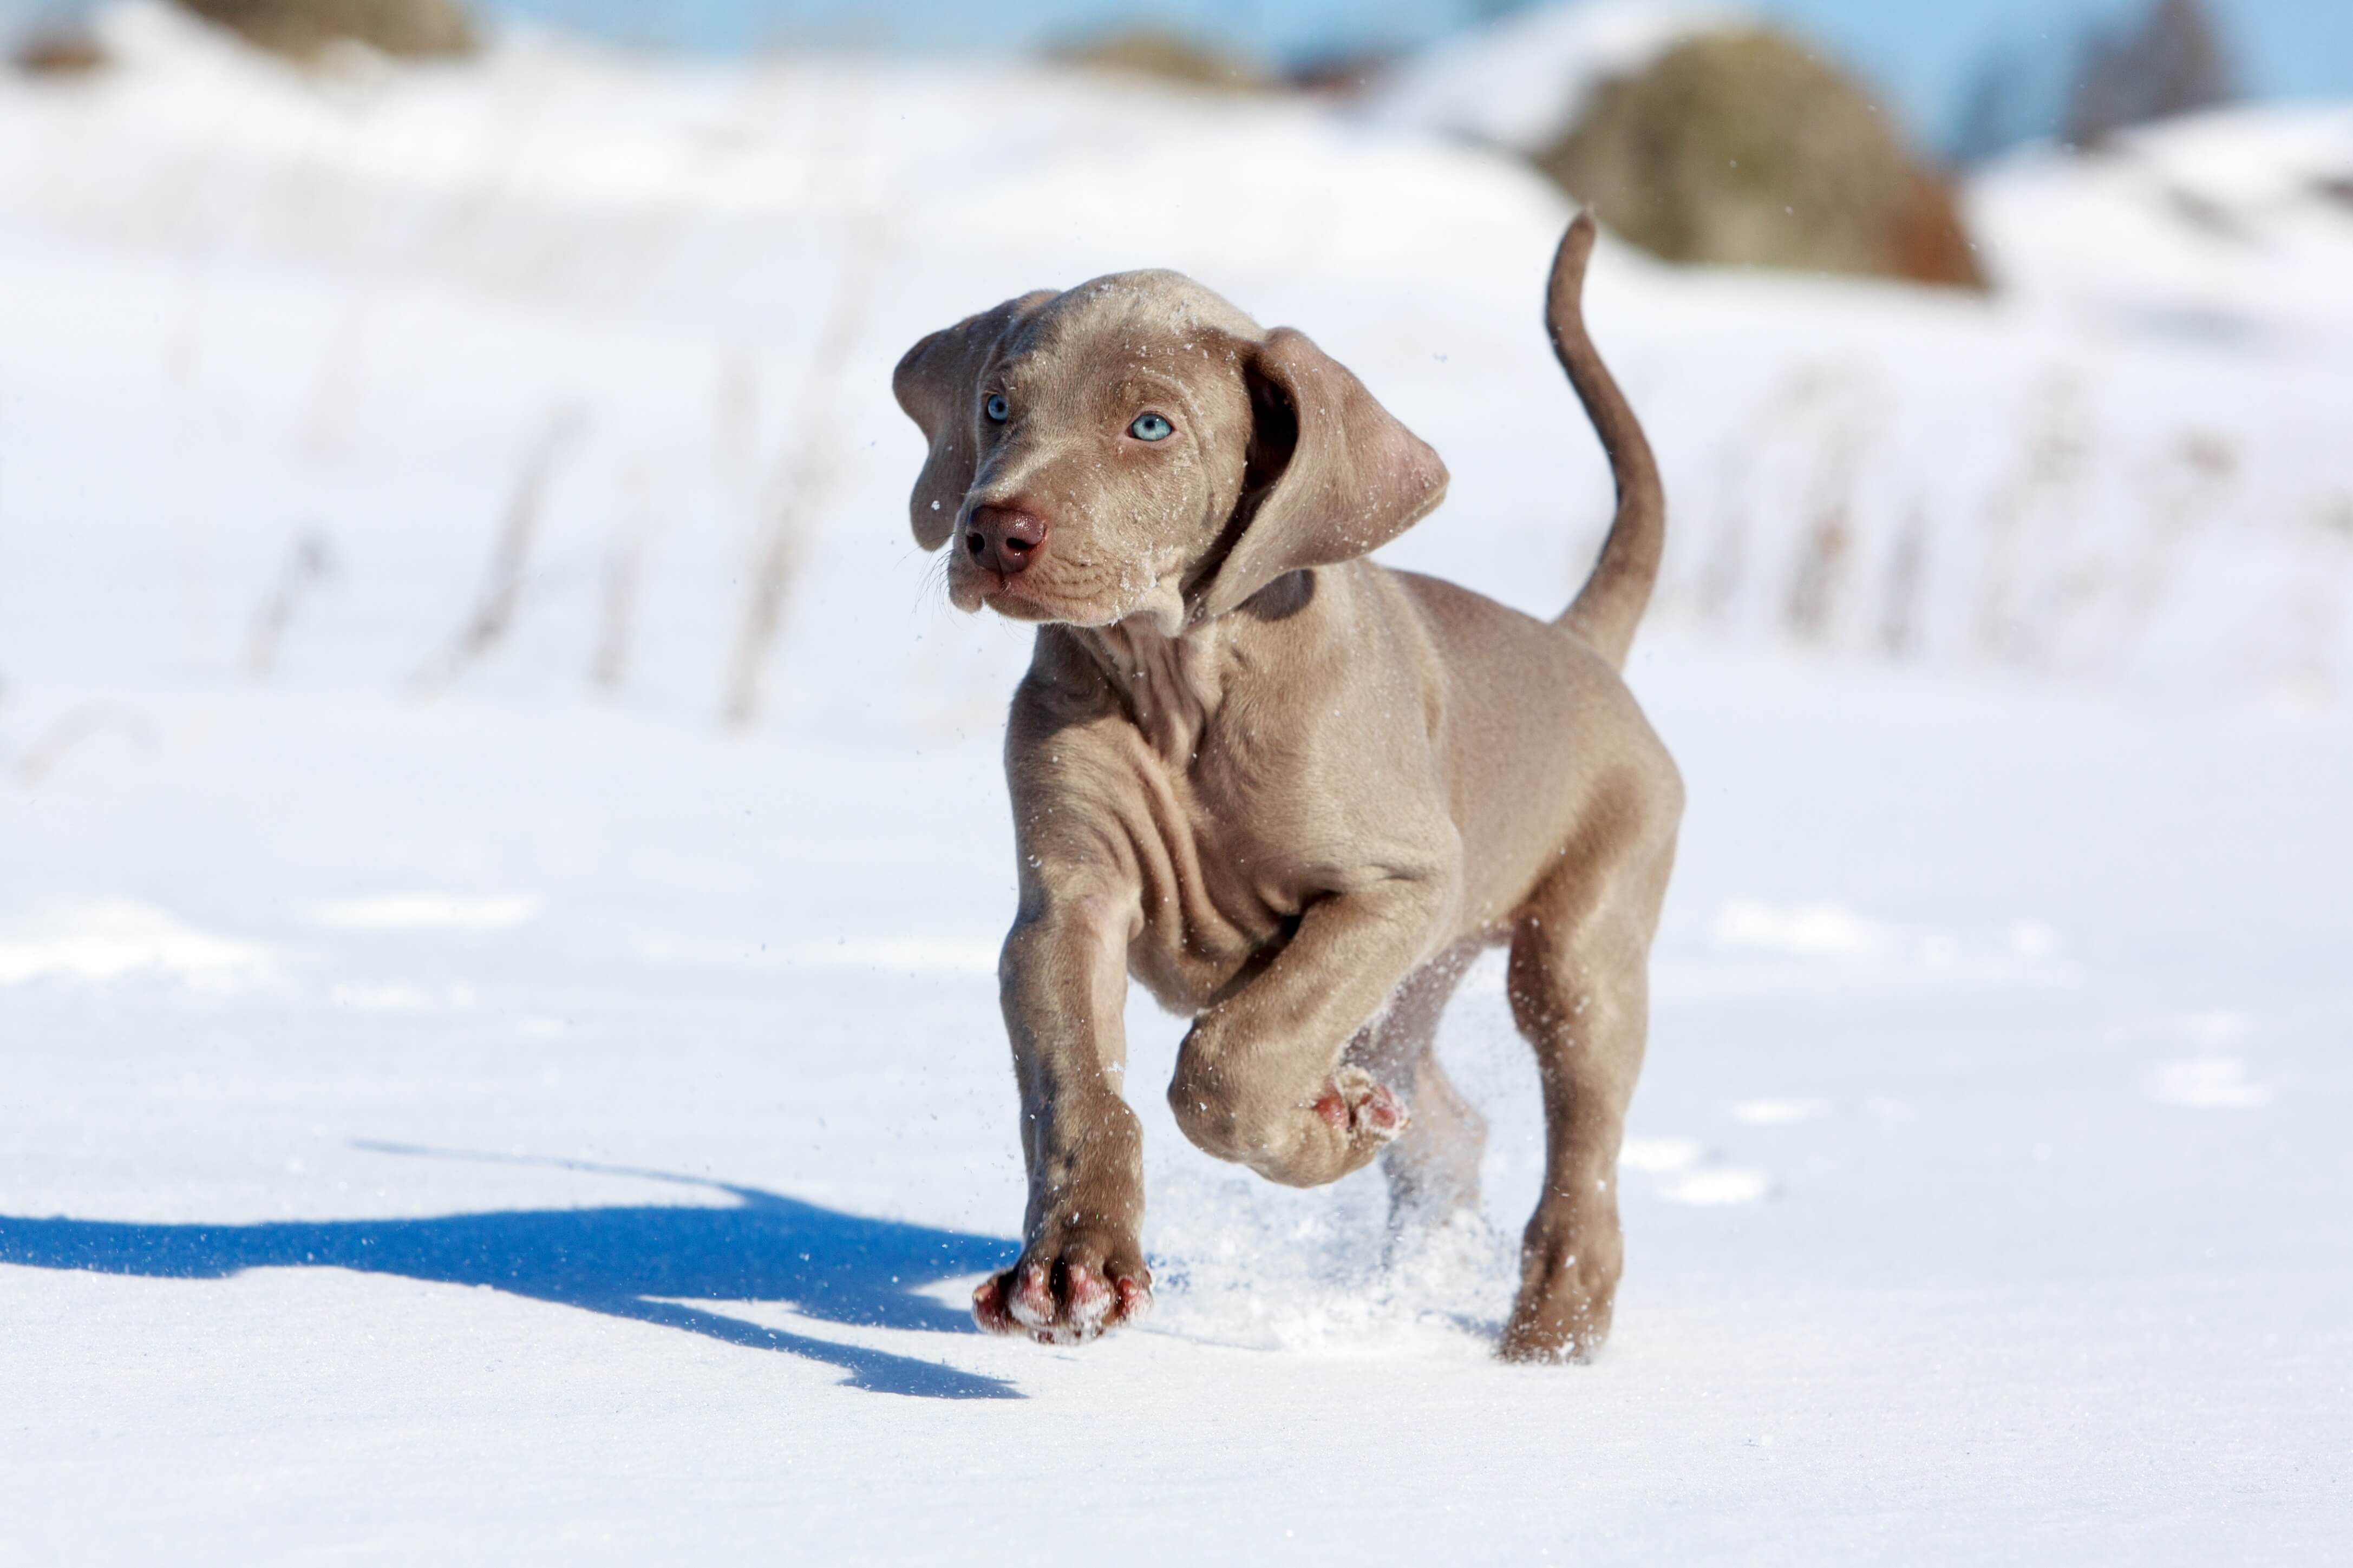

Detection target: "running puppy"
[892, 214, 1679, 1361]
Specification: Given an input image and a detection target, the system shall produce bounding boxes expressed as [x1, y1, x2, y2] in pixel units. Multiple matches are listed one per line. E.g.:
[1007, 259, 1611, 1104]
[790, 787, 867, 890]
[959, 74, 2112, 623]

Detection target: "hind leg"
[1352, 942, 1486, 1229]
[1501, 821, 1677, 1362]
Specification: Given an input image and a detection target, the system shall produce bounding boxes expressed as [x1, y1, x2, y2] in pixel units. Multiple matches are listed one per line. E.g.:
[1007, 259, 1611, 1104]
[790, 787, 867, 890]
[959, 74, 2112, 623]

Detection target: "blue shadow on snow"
[0, 1143, 1021, 1401]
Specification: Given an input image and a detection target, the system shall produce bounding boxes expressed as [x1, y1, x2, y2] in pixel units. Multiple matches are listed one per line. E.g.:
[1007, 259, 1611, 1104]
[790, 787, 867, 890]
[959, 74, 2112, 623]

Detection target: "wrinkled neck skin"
[1057, 565, 1312, 765]
[1065, 596, 1225, 765]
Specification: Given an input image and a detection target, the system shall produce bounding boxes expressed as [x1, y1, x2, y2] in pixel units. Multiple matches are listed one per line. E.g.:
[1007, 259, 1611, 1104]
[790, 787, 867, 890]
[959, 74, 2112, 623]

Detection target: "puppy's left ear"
[1197, 327, 1448, 618]
[892, 291, 1055, 550]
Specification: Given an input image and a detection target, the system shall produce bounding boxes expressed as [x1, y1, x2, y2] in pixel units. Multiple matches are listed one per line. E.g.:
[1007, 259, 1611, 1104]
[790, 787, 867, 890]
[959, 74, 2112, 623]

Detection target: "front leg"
[970, 883, 1154, 1346]
[1168, 870, 1455, 1189]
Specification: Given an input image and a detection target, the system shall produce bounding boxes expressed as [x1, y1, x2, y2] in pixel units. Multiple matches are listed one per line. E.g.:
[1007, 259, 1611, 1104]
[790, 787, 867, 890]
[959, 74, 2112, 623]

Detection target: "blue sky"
[9, 1, 2347, 145]
[1749, 0, 2353, 137]
[481, 0, 2353, 145]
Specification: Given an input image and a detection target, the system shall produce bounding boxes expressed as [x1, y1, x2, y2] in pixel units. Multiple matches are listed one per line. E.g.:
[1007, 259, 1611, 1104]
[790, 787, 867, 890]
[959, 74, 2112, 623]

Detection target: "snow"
[1968, 102, 2353, 346]
[3, 5, 2350, 1559]
[1362, 0, 1744, 153]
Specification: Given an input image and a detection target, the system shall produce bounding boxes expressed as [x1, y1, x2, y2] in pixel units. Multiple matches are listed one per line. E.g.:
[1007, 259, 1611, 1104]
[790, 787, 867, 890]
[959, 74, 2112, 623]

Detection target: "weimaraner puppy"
[892, 213, 1679, 1362]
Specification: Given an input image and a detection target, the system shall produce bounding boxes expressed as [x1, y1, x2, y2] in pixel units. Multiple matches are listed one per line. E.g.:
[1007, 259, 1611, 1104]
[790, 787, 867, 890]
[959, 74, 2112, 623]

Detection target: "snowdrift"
[3, 9, 2350, 1560]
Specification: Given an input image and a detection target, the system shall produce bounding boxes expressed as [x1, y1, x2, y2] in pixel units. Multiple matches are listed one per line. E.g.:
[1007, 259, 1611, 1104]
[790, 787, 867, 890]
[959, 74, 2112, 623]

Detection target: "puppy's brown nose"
[965, 504, 1048, 576]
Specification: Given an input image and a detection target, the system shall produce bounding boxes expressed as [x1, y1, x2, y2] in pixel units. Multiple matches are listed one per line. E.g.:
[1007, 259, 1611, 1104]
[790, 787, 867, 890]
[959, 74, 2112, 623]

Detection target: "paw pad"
[1314, 1068, 1409, 1142]
[971, 1256, 1152, 1344]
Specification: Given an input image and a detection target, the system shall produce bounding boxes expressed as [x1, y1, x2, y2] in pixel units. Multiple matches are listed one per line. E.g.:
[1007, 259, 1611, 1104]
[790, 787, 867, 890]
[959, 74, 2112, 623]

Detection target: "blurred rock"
[1288, 52, 1396, 101]
[1536, 29, 1985, 290]
[1052, 30, 1276, 95]
[11, 28, 107, 74]
[2064, 0, 2236, 148]
[171, 0, 476, 60]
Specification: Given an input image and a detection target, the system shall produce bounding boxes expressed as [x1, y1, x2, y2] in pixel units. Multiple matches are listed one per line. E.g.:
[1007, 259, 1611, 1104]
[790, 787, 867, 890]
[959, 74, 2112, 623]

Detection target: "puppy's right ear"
[892, 292, 1054, 550]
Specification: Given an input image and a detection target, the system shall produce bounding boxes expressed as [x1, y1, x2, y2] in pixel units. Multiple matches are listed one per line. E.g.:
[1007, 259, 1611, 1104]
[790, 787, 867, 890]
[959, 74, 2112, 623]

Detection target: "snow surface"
[1363, 0, 1743, 154]
[1968, 102, 2353, 347]
[3, 6, 2350, 1561]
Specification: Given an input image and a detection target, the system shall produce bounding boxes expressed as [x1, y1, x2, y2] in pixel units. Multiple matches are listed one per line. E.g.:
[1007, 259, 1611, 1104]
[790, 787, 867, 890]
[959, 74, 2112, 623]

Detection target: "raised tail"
[1547, 212, 1663, 671]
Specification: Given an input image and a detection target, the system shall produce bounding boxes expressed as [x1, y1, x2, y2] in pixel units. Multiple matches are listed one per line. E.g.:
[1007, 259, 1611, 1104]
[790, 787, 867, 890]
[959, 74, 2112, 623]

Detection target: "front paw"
[1498, 1219, 1620, 1364]
[971, 1234, 1151, 1346]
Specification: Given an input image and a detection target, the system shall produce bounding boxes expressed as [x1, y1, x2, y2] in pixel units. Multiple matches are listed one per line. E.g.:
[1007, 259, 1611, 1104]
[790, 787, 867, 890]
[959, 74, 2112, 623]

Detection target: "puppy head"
[893, 272, 1447, 631]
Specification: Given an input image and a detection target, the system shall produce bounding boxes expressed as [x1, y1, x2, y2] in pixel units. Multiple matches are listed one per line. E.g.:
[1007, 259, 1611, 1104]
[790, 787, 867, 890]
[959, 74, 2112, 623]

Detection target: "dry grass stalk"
[590, 470, 651, 697]
[1695, 365, 1851, 630]
[1878, 503, 1931, 659]
[2253, 490, 2353, 701]
[1784, 503, 1853, 640]
[590, 535, 640, 696]
[2104, 428, 2238, 673]
[1971, 376, 2094, 669]
[1782, 405, 1874, 641]
[410, 409, 583, 696]
[244, 527, 337, 678]
[14, 704, 156, 786]
[721, 202, 888, 727]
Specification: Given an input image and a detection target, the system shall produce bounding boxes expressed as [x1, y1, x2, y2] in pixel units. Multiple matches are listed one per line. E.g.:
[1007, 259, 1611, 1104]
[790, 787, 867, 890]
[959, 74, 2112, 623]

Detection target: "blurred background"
[14, 0, 2353, 143]
[5, 0, 2349, 722]
[2, 4, 2350, 1551]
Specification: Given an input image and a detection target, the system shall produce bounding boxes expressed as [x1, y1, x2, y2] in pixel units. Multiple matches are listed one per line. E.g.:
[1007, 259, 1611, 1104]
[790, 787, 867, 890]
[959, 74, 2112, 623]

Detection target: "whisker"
[912, 549, 955, 615]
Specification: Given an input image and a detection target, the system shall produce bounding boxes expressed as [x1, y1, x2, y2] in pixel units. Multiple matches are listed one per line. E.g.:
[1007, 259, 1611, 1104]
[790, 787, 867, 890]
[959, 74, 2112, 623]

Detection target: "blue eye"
[985, 393, 1009, 423]
[1129, 412, 1173, 442]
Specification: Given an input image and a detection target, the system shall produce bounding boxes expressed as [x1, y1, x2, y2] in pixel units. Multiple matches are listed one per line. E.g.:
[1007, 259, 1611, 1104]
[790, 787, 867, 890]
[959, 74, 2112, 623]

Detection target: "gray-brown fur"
[891, 213, 1681, 1362]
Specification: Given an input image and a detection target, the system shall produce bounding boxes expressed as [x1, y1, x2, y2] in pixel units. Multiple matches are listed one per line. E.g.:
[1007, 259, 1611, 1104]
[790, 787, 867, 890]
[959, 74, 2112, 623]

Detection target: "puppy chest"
[1101, 773, 1271, 995]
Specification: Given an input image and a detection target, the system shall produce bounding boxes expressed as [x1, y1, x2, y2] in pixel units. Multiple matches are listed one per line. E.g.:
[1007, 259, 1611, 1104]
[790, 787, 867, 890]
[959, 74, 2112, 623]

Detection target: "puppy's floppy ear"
[1197, 326, 1448, 618]
[892, 291, 1055, 550]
